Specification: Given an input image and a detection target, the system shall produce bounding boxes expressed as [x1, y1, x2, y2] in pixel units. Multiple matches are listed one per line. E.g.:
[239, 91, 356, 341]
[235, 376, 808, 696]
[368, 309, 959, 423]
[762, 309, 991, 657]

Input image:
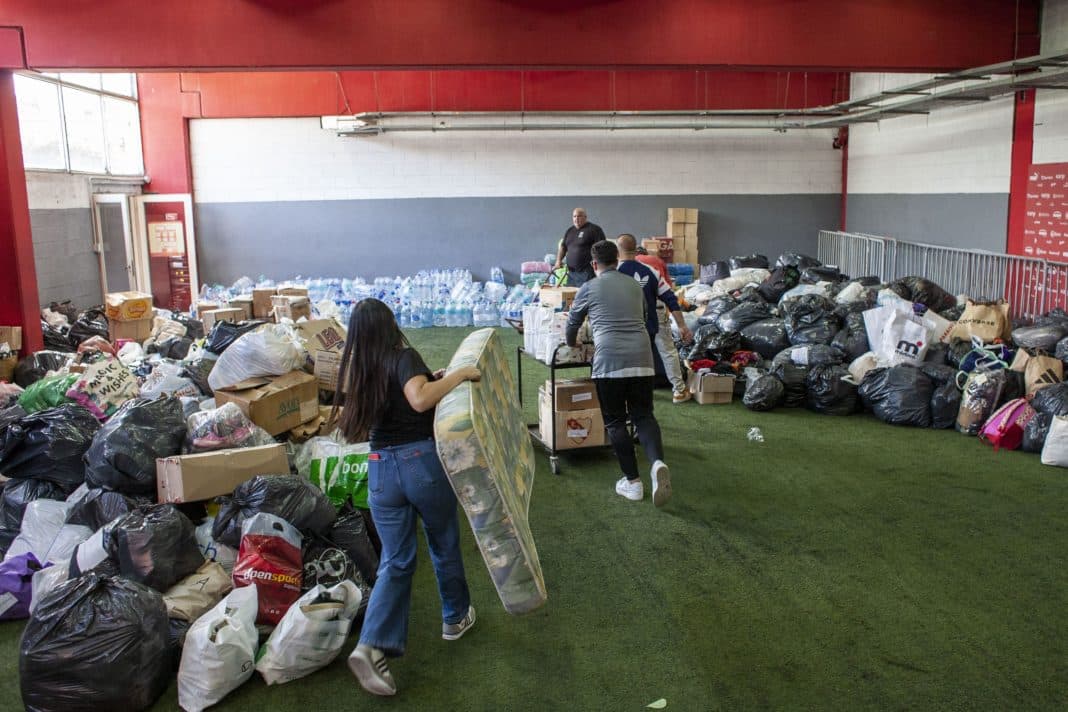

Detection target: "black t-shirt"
[562, 222, 606, 270]
[369, 348, 436, 449]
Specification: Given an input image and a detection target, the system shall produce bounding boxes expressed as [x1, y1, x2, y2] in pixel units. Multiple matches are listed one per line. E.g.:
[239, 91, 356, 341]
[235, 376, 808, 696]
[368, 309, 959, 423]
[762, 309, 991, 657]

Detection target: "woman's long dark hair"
[335, 298, 410, 442]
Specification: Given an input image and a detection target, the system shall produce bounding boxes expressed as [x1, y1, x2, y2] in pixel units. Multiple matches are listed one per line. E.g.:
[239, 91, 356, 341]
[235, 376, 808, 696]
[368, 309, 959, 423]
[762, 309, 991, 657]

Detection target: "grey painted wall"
[846, 194, 1009, 253]
[195, 194, 838, 285]
[29, 208, 102, 309]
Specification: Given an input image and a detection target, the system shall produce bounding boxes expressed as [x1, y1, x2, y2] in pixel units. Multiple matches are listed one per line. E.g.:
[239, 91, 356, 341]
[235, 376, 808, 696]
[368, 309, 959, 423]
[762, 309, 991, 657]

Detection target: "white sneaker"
[348, 644, 397, 696]
[672, 388, 692, 404]
[442, 605, 477, 640]
[650, 460, 672, 508]
[615, 476, 644, 501]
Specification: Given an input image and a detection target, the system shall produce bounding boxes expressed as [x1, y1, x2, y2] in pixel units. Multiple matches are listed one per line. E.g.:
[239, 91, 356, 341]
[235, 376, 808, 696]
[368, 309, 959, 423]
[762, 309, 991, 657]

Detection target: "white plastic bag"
[164, 560, 233, 622]
[141, 360, 199, 399]
[178, 585, 260, 712]
[848, 352, 879, 384]
[69, 519, 118, 577]
[195, 518, 238, 575]
[117, 341, 146, 366]
[834, 281, 866, 305]
[255, 580, 363, 685]
[207, 324, 305, 391]
[1041, 415, 1068, 467]
[43, 523, 92, 564]
[5, 500, 71, 563]
[728, 267, 771, 284]
[29, 562, 68, 614]
[879, 309, 931, 366]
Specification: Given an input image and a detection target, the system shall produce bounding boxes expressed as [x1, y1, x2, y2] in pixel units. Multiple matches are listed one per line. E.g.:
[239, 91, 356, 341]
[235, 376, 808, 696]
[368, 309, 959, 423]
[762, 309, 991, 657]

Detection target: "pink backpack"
[979, 398, 1037, 451]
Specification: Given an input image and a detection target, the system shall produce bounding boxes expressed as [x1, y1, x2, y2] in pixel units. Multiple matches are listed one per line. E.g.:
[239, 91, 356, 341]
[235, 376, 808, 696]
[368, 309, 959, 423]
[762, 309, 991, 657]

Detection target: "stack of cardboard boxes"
[0, 326, 22, 381]
[105, 291, 155, 342]
[538, 378, 605, 449]
[199, 286, 312, 326]
[666, 207, 699, 270]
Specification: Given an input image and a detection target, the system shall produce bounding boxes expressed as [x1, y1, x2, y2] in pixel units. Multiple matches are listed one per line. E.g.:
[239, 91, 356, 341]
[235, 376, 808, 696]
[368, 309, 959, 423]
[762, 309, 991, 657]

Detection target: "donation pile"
[0, 294, 382, 711]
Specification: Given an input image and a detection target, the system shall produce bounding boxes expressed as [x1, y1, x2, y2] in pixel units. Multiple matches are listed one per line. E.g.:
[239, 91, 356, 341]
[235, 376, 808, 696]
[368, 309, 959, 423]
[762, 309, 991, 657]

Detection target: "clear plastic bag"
[185, 402, 276, 453]
[207, 324, 305, 391]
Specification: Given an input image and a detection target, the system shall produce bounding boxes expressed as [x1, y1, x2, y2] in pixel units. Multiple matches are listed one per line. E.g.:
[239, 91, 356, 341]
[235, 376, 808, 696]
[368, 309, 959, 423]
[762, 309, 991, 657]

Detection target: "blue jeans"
[358, 438, 470, 657]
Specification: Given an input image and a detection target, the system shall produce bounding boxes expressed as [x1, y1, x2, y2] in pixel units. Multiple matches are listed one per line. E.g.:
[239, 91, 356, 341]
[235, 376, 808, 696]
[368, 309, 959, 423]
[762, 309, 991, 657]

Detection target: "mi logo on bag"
[895, 339, 923, 357]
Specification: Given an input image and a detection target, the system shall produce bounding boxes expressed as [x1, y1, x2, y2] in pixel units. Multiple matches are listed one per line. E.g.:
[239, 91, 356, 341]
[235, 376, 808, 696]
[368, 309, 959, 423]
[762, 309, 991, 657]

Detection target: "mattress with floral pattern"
[434, 327, 546, 614]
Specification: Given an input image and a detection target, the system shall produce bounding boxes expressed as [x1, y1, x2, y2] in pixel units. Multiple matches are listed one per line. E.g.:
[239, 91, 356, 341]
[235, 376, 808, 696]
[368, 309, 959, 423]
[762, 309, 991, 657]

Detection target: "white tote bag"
[178, 585, 259, 712]
[1041, 415, 1068, 467]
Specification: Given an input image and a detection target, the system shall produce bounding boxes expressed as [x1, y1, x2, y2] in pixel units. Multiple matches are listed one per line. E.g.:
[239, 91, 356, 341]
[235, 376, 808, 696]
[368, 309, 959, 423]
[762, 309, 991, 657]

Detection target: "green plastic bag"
[17, 373, 78, 413]
[296, 436, 371, 509]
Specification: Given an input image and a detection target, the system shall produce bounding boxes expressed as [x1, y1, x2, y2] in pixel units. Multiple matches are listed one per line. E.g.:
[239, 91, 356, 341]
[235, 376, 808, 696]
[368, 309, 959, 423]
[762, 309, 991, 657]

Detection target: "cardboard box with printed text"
[214, 370, 319, 436]
[105, 291, 154, 321]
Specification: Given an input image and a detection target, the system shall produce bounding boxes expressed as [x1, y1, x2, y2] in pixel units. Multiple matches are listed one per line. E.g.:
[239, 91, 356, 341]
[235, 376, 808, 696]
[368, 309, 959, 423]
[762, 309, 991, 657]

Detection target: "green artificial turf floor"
[1, 326, 1066, 710]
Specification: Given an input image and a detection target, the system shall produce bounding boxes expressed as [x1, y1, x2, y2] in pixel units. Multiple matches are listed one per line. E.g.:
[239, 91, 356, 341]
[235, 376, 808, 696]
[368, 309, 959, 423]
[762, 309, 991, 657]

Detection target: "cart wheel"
[550, 456, 560, 475]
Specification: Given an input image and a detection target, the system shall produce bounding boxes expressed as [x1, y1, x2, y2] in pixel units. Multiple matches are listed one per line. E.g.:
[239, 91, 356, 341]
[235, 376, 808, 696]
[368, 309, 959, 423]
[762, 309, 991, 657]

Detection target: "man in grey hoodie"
[565, 240, 672, 507]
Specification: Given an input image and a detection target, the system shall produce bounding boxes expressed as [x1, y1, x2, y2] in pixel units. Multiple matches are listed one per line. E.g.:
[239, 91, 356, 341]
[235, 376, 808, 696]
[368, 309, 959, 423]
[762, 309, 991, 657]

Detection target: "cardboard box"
[109, 317, 153, 342]
[273, 296, 312, 322]
[667, 221, 687, 238]
[277, 286, 309, 298]
[539, 286, 579, 311]
[0, 327, 21, 352]
[157, 443, 289, 504]
[228, 298, 254, 321]
[201, 308, 244, 331]
[314, 350, 345, 392]
[538, 387, 605, 449]
[252, 288, 277, 319]
[295, 318, 347, 355]
[688, 372, 735, 404]
[684, 223, 698, 239]
[105, 291, 154, 321]
[641, 238, 663, 256]
[0, 355, 15, 382]
[196, 301, 221, 315]
[544, 378, 599, 411]
[686, 208, 698, 223]
[214, 371, 320, 436]
[667, 208, 688, 223]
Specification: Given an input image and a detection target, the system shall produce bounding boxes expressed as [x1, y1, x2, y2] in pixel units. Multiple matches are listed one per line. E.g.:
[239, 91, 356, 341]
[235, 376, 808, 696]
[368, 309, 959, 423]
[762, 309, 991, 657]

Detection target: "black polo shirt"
[562, 222, 606, 270]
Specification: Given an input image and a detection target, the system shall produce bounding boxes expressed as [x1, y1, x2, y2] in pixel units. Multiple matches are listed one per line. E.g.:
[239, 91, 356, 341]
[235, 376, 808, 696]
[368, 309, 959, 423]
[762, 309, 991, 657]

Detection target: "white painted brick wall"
[1035, 0, 1068, 163]
[190, 118, 840, 203]
[848, 73, 1014, 194]
[24, 170, 91, 210]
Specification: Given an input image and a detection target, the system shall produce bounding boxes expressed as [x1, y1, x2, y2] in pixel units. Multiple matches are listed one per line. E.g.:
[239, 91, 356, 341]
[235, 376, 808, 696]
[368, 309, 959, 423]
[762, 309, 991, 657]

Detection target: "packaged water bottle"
[490, 266, 505, 284]
[398, 303, 411, 329]
[434, 303, 447, 327]
[409, 302, 422, 329]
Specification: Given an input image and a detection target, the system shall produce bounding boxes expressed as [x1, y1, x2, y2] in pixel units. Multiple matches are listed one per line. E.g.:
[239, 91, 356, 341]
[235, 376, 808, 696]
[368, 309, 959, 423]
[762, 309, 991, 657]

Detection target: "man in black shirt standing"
[554, 207, 606, 287]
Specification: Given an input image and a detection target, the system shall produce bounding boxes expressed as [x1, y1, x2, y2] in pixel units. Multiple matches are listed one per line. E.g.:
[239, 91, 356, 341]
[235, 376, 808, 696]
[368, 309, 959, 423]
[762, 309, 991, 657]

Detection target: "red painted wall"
[0, 0, 1039, 72]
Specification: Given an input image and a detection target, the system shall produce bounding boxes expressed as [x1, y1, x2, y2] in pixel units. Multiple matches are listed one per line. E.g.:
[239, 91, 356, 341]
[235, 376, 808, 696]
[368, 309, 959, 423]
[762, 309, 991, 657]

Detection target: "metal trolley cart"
[516, 344, 611, 475]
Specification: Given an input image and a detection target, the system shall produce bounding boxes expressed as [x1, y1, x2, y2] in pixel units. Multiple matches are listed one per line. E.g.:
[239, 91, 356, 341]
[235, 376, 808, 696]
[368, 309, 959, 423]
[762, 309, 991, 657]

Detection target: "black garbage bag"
[1056, 336, 1068, 363]
[68, 307, 110, 349]
[167, 617, 190, 671]
[696, 295, 737, 325]
[756, 266, 801, 303]
[946, 338, 974, 369]
[83, 397, 186, 496]
[204, 320, 263, 355]
[48, 300, 79, 324]
[147, 336, 193, 361]
[940, 303, 966, 322]
[0, 404, 99, 487]
[66, 487, 150, 531]
[740, 319, 791, 359]
[783, 295, 842, 346]
[329, 505, 380, 584]
[999, 369, 1026, 406]
[924, 342, 949, 366]
[171, 314, 205, 341]
[735, 285, 770, 305]
[109, 505, 204, 592]
[1036, 308, 1068, 329]
[302, 533, 371, 608]
[213, 475, 337, 549]
[805, 364, 858, 416]
[182, 351, 218, 396]
[772, 344, 844, 369]
[1022, 412, 1054, 453]
[0, 479, 70, 534]
[930, 380, 962, 429]
[41, 322, 75, 353]
[0, 400, 27, 432]
[1031, 381, 1068, 416]
[700, 261, 731, 285]
[775, 252, 821, 270]
[716, 301, 774, 333]
[858, 366, 934, 427]
[20, 574, 170, 712]
[1012, 325, 1068, 352]
[801, 265, 846, 283]
[729, 254, 769, 270]
[13, 351, 73, 388]
[888, 276, 956, 313]
[743, 374, 785, 411]
[922, 363, 958, 385]
[830, 313, 870, 360]
[771, 362, 809, 407]
[681, 324, 741, 362]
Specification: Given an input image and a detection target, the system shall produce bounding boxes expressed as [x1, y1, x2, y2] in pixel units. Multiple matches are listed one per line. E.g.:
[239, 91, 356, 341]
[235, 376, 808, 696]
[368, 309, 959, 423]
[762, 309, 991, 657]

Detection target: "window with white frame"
[13, 72, 144, 176]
